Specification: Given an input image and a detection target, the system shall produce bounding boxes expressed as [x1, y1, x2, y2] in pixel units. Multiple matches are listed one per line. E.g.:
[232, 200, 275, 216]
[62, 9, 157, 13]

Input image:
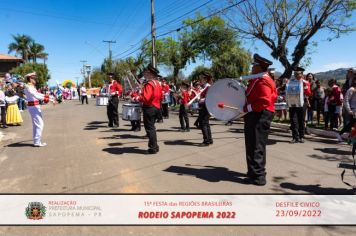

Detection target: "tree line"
[89, 0, 355, 87]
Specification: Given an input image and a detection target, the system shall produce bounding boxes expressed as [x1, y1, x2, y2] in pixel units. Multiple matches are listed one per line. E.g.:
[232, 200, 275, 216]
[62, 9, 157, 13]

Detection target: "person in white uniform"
[23, 72, 54, 147]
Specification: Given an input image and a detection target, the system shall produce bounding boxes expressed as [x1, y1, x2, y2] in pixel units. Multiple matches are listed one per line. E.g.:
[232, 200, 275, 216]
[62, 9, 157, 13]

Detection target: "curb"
[271, 122, 348, 140]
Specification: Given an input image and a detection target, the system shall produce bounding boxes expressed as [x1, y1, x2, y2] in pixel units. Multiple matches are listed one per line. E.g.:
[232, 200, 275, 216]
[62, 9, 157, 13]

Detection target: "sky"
[1, 0, 355, 86]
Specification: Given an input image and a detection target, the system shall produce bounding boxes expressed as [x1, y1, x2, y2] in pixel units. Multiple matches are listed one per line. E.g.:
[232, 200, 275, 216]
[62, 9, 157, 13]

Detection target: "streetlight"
[85, 64, 92, 88]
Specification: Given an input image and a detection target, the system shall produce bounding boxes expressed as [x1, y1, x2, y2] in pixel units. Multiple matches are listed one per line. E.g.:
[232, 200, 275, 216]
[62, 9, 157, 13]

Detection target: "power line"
[0, 7, 112, 26]
[114, 0, 247, 60]
[112, 0, 215, 59]
[155, 0, 214, 31]
[156, 0, 247, 38]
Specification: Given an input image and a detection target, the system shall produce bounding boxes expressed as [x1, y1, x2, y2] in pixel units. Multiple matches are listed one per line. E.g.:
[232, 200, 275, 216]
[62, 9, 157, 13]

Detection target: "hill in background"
[274, 68, 350, 81]
[315, 68, 349, 81]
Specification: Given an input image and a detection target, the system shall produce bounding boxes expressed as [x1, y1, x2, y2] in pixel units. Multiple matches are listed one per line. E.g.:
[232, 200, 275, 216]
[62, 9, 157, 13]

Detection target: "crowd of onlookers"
[273, 68, 356, 135]
[0, 73, 57, 129]
[1, 67, 356, 139]
[0, 73, 27, 128]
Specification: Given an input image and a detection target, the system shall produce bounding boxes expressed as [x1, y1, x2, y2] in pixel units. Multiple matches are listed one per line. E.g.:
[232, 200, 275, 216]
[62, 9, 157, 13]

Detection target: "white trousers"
[28, 106, 44, 145]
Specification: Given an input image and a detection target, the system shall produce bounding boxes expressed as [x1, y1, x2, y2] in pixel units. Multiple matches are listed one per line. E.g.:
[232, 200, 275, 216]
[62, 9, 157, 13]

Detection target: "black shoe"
[185, 128, 190, 132]
[134, 128, 141, 132]
[299, 138, 305, 143]
[157, 120, 163, 123]
[290, 138, 299, 144]
[179, 128, 185, 132]
[208, 140, 213, 144]
[1, 125, 8, 129]
[147, 149, 157, 154]
[244, 176, 266, 186]
[108, 124, 113, 128]
[199, 141, 210, 146]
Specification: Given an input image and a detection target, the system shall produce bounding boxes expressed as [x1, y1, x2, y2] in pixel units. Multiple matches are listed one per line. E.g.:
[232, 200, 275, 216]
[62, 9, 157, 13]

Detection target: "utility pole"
[151, 0, 157, 68]
[103, 40, 116, 71]
[80, 60, 87, 86]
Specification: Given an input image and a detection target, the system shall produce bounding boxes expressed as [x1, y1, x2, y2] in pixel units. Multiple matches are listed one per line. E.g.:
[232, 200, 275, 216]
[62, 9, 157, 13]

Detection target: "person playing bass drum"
[243, 54, 277, 186]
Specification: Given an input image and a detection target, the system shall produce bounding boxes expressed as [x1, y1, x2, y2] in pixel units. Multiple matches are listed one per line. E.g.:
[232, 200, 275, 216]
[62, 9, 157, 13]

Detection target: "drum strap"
[246, 78, 259, 97]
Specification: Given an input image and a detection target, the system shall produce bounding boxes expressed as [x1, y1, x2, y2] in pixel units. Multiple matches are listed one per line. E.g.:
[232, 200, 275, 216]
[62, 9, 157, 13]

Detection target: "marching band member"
[288, 67, 311, 143]
[133, 64, 162, 154]
[106, 72, 123, 128]
[177, 83, 190, 132]
[198, 72, 213, 146]
[129, 86, 142, 132]
[161, 78, 170, 119]
[156, 76, 164, 123]
[24, 72, 55, 147]
[190, 81, 201, 126]
[243, 54, 277, 186]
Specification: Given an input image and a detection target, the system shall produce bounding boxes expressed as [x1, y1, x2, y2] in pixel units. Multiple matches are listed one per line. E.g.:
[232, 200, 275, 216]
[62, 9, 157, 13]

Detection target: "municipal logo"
[25, 202, 46, 220]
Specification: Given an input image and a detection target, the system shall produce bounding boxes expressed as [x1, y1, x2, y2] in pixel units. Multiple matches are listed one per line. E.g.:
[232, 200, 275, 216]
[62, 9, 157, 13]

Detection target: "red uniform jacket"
[199, 84, 210, 104]
[179, 91, 190, 105]
[302, 79, 311, 97]
[108, 80, 123, 97]
[137, 80, 162, 109]
[244, 73, 277, 113]
[161, 84, 170, 94]
[328, 85, 343, 106]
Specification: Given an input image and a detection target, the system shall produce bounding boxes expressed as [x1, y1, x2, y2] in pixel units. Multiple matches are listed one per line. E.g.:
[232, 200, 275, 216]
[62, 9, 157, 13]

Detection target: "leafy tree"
[142, 14, 250, 83]
[85, 69, 105, 88]
[187, 65, 211, 82]
[227, 0, 356, 78]
[8, 34, 33, 62]
[10, 63, 49, 88]
[211, 46, 251, 79]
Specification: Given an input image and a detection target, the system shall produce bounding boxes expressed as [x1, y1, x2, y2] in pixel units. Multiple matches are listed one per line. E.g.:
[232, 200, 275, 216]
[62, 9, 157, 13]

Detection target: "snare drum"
[122, 103, 141, 121]
[162, 93, 171, 104]
[286, 79, 304, 107]
[274, 102, 287, 111]
[96, 96, 108, 106]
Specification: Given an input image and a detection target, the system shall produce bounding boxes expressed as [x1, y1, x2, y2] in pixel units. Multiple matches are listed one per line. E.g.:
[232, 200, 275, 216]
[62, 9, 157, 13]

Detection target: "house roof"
[0, 54, 23, 62]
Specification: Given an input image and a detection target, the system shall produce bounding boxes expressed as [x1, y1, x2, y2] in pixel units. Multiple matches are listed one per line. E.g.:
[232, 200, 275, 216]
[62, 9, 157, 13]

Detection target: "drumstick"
[217, 102, 239, 110]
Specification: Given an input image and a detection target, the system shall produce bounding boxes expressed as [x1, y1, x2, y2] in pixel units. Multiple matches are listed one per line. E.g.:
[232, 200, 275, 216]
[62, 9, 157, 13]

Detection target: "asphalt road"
[0, 98, 355, 235]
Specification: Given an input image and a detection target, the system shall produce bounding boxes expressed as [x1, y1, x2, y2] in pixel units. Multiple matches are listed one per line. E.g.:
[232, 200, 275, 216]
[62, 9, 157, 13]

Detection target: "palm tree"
[8, 34, 33, 62]
[29, 41, 45, 63]
[38, 52, 49, 65]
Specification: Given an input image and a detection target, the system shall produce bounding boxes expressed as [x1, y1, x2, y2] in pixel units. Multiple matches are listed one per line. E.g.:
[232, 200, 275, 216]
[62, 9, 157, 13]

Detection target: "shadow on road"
[280, 182, 355, 194]
[163, 140, 201, 146]
[163, 164, 248, 184]
[84, 121, 108, 130]
[314, 147, 350, 156]
[102, 147, 148, 155]
[228, 128, 244, 133]
[266, 138, 291, 145]
[306, 136, 339, 145]
[6, 141, 34, 147]
[308, 154, 351, 162]
[100, 128, 131, 132]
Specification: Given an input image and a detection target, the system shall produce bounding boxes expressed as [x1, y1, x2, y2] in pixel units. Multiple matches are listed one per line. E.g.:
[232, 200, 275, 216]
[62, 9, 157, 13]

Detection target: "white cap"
[25, 72, 37, 78]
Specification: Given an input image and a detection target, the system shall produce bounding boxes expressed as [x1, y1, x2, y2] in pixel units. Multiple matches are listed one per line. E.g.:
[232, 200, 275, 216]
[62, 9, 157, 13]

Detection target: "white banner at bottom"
[0, 195, 355, 225]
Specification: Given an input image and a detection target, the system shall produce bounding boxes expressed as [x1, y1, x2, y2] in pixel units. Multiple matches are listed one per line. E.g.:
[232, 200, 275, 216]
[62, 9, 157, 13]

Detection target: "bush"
[10, 63, 49, 88]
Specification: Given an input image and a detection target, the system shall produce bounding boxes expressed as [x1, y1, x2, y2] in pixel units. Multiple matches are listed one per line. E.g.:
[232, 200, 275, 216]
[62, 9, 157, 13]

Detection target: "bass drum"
[206, 78, 246, 121]
[122, 103, 141, 121]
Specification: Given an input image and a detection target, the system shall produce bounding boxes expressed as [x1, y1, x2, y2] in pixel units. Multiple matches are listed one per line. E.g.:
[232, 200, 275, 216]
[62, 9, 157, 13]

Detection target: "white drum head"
[206, 78, 246, 121]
